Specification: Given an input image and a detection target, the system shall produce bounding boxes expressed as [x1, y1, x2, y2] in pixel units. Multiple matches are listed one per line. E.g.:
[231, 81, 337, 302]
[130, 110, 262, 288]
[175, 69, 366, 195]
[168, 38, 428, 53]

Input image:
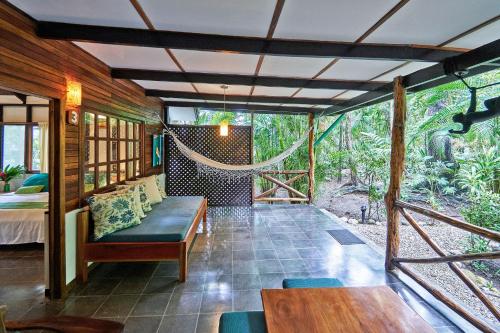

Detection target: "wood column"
[385, 76, 406, 270]
[250, 111, 255, 205]
[308, 112, 315, 203]
[48, 99, 66, 298]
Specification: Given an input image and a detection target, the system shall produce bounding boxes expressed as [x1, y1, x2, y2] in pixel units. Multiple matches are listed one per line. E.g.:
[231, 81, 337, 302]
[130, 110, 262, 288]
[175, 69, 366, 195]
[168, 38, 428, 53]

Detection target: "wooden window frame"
[82, 110, 143, 195]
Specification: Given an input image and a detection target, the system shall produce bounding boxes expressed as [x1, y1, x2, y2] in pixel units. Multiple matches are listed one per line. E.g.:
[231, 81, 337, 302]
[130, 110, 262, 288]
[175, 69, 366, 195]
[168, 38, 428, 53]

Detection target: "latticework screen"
[166, 125, 253, 206]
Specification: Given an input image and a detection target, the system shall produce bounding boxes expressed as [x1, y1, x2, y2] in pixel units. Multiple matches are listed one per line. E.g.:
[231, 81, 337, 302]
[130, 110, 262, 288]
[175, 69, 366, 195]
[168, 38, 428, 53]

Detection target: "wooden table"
[261, 286, 435, 333]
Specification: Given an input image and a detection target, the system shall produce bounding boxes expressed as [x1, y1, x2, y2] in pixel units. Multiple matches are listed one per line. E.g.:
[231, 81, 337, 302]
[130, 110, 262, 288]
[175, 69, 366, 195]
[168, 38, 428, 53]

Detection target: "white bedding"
[0, 192, 48, 244]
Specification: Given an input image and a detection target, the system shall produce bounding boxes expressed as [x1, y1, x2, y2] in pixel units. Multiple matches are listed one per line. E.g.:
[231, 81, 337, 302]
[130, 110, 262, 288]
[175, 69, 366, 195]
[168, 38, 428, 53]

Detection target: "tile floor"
[1, 205, 464, 332]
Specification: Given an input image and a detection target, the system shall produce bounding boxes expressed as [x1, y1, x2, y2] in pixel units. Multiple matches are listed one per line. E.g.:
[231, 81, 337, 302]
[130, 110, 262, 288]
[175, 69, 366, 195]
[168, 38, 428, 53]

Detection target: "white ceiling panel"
[259, 56, 333, 78]
[274, 0, 399, 41]
[134, 80, 196, 92]
[252, 86, 298, 97]
[446, 20, 500, 49]
[172, 50, 259, 75]
[8, 0, 145, 28]
[375, 62, 436, 81]
[318, 59, 404, 80]
[334, 90, 367, 100]
[195, 84, 251, 95]
[0, 95, 22, 104]
[75, 43, 178, 70]
[27, 96, 49, 104]
[138, 0, 276, 37]
[364, 0, 500, 45]
[295, 88, 342, 98]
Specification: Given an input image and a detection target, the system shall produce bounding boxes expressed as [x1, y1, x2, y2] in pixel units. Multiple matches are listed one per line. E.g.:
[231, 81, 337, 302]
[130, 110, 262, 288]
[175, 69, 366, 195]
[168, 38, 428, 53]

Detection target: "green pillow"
[118, 183, 152, 213]
[15, 185, 45, 194]
[88, 191, 141, 240]
[22, 173, 49, 192]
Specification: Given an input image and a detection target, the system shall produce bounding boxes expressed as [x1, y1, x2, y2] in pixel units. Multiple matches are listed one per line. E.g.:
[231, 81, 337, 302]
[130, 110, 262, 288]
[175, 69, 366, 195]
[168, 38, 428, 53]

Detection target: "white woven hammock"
[159, 116, 312, 179]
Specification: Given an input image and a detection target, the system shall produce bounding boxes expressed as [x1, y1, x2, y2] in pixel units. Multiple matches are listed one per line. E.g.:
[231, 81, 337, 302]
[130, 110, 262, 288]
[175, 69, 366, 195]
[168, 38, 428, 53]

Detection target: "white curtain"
[38, 122, 49, 173]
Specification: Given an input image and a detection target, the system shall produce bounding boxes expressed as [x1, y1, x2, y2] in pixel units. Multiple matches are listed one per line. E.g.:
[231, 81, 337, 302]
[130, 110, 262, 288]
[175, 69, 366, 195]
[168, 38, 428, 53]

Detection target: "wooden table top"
[261, 286, 435, 333]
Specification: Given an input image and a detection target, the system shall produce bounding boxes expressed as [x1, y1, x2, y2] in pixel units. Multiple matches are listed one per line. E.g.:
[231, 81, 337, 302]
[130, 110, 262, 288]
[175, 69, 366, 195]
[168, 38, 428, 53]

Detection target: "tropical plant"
[0, 164, 24, 183]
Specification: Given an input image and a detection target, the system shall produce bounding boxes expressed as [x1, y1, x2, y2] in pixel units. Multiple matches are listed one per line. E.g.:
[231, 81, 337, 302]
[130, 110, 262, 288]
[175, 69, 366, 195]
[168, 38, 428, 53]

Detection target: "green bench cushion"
[94, 196, 204, 243]
[219, 311, 266, 333]
[282, 278, 343, 289]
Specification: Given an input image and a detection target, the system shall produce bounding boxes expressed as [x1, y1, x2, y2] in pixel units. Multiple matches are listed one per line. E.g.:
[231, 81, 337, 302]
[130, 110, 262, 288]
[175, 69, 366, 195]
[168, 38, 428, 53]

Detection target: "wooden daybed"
[76, 196, 207, 282]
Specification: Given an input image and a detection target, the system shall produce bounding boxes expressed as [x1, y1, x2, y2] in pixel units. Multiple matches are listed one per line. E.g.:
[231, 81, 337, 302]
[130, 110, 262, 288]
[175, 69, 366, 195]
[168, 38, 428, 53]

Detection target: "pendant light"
[220, 85, 229, 136]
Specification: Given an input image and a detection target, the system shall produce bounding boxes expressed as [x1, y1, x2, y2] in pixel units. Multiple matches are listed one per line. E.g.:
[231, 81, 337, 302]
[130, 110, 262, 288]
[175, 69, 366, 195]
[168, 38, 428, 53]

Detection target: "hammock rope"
[158, 111, 325, 179]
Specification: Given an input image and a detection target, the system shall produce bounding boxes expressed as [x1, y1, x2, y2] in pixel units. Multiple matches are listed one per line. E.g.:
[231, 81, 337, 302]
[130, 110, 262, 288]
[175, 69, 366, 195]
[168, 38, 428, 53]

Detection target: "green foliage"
[461, 191, 499, 256]
[0, 164, 25, 183]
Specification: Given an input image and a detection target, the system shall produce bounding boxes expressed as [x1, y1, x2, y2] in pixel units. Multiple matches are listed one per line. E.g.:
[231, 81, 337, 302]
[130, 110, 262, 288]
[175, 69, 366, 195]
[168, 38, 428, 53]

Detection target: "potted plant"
[0, 164, 24, 192]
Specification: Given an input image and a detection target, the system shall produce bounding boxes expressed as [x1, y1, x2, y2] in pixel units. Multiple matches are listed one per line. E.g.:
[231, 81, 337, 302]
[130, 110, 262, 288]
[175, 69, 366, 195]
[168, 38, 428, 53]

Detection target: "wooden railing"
[254, 170, 311, 203]
[391, 200, 500, 333]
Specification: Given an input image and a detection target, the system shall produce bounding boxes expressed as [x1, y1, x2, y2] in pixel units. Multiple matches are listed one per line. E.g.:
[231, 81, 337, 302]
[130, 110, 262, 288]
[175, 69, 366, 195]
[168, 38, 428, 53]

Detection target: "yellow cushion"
[126, 176, 162, 205]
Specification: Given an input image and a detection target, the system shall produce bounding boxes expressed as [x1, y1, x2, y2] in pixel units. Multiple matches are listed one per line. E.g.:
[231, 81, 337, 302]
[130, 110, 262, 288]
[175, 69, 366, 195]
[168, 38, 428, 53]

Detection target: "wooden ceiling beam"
[112, 69, 389, 91]
[36, 21, 465, 62]
[164, 101, 333, 115]
[326, 39, 500, 115]
[147, 90, 343, 105]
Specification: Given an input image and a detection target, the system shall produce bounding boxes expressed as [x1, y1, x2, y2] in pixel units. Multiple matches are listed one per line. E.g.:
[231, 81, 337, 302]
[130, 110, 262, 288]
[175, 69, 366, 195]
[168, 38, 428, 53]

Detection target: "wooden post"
[308, 112, 315, 204]
[251, 111, 255, 205]
[385, 76, 406, 270]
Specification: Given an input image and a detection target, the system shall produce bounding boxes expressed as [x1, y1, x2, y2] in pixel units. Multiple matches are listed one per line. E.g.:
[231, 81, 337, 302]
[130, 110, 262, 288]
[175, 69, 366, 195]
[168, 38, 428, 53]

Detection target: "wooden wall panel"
[0, 2, 163, 212]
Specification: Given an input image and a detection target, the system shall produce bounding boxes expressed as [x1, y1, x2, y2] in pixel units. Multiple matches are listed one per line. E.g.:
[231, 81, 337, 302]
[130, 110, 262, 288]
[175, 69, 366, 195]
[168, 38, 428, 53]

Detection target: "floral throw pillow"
[156, 174, 167, 198]
[88, 191, 141, 240]
[115, 184, 146, 218]
[118, 183, 152, 213]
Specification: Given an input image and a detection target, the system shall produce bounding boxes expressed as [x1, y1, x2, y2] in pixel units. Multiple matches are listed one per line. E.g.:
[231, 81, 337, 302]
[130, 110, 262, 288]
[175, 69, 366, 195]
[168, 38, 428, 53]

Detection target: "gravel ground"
[316, 180, 499, 326]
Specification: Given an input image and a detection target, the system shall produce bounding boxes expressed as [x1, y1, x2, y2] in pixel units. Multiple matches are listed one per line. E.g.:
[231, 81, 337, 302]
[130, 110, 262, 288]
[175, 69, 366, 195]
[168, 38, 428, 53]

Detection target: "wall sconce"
[66, 80, 81, 125]
[220, 120, 229, 137]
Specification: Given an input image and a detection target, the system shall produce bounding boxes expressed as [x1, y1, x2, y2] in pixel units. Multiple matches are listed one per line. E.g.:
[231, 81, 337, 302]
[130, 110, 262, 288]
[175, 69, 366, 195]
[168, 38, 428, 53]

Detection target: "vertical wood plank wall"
[0, 2, 164, 212]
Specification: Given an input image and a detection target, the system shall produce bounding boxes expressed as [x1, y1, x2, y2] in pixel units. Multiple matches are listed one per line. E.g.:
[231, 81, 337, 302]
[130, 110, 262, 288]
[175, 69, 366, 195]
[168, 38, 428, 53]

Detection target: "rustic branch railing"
[391, 201, 500, 332]
[254, 170, 310, 203]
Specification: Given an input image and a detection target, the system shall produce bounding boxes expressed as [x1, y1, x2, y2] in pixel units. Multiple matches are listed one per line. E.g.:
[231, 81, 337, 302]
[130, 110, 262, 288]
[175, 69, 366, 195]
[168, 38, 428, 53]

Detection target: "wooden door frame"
[48, 98, 66, 298]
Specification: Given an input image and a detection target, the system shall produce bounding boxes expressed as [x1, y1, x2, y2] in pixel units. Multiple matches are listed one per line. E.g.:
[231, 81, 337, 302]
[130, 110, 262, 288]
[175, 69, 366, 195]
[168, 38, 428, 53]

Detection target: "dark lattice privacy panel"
[166, 125, 253, 206]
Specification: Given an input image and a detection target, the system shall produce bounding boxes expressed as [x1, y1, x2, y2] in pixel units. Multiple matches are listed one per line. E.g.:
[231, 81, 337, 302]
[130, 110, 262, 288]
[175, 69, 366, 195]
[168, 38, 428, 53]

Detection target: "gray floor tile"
[131, 293, 172, 316]
[260, 273, 285, 289]
[200, 291, 232, 313]
[60, 296, 107, 317]
[233, 290, 263, 311]
[94, 294, 139, 317]
[255, 249, 277, 260]
[256, 260, 283, 274]
[124, 316, 162, 333]
[204, 274, 232, 292]
[280, 259, 308, 273]
[233, 274, 261, 290]
[158, 314, 198, 333]
[233, 259, 259, 274]
[196, 313, 221, 333]
[144, 276, 178, 294]
[165, 292, 202, 315]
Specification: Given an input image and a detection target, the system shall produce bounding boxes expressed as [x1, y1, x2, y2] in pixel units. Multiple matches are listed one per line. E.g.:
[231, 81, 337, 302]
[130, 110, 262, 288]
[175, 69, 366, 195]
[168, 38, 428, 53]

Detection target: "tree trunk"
[337, 122, 343, 182]
[385, 76, 407, 271]
[344, 114, 357, 185]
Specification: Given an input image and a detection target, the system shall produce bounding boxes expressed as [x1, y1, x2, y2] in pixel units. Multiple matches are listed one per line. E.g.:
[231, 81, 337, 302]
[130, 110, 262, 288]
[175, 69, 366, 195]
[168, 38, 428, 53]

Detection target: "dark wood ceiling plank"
[111, 69, 389, 91]
[164, 101, 332, 115]
[326, 39, 500, 115]
[147, 89, 344, 105]
[36, 21, 465, 62]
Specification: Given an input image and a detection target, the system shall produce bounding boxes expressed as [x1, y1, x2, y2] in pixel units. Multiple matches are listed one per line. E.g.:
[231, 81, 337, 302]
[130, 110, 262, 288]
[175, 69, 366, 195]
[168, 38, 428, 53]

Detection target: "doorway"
[0, 88, 55, 304]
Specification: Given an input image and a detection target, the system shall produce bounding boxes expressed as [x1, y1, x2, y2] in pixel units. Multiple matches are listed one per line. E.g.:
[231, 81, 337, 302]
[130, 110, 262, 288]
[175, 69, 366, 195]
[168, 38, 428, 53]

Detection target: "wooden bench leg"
[179, 242, 187, 282]
[203, 199, 208, 233]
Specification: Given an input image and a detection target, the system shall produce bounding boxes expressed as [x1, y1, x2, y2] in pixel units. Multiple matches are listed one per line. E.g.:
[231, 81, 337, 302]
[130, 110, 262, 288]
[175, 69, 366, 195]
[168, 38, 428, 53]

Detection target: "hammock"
[159, 116, 312, 179]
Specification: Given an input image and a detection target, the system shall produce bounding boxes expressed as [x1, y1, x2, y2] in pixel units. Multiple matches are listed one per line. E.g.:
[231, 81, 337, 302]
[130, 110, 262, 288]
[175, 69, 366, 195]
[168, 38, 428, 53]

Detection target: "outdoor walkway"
[3, 205, 463, 332]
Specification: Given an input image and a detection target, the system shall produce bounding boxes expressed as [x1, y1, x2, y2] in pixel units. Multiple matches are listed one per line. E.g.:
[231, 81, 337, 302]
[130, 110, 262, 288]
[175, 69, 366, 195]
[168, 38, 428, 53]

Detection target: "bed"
[0, 192, 48, 244]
